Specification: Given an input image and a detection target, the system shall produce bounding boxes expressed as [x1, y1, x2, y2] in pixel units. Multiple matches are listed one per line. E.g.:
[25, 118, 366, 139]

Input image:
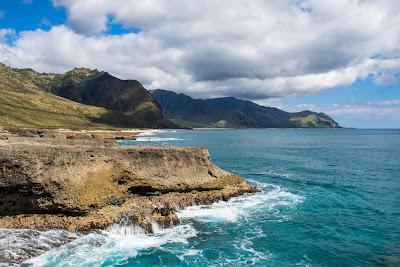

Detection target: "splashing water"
[14, 181, 301, 266]
[3, 129, 398, 266]
[24, 224, 197, 266]
[177, 183, 303, 223]
[0, 179, 303, 266]
[131, 137, 184, 142]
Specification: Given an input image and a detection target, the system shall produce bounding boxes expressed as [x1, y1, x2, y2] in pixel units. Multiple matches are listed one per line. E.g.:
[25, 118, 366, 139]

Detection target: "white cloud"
[1, 0, 400, 99]
[266, 101, 400, 124]
[367, 100, 400, 106]
[318, 105, 400, 118]
[258, 101, 400, 128]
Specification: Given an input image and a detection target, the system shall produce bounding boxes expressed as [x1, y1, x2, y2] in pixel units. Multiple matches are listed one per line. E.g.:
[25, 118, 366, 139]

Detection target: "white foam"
[134, 137, 184, 142]
[25, 223, 196, 266]
[137, 130, 171, 136]
[261, 170, 293, 178]
[234, 238, 272, 263]
[0, 228, 78, 266]
[177, 249, 203, 261]
[150, 220, 162, 233]
[177, 204, 241, 222]
[177, 182, 303, 223]
[8, 182, 302, 266]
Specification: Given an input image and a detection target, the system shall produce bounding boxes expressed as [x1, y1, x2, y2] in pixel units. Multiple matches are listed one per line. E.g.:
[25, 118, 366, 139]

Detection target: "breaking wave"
[177, 181, 303, 223]
[24, 224, 197, 267]
[133, 137, 184, 142]
[1, 181, 302, 266]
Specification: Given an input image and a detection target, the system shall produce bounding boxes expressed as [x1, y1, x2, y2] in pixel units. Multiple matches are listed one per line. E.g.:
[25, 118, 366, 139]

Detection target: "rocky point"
[0, 129, 257, 232]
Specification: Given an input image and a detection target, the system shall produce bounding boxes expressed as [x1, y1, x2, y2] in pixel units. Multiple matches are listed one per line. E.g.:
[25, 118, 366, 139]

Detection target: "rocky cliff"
[0, 132, 256, 231]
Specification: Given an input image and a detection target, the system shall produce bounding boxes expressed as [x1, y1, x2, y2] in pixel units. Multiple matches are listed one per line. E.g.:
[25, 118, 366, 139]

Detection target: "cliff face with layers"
[0, 132, 256, 232]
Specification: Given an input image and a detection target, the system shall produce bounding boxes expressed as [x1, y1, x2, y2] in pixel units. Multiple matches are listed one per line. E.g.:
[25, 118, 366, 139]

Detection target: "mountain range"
[0, 63, 340, 129]
[152, 90, 340, 128]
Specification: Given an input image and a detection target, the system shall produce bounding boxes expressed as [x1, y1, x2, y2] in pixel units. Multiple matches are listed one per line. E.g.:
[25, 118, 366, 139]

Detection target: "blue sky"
[0, 0, 65, 31]
[0, 0, 399, 128]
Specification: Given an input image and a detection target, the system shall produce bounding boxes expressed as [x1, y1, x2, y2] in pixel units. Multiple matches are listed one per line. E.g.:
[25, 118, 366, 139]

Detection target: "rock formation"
[0, 131, 257, 232]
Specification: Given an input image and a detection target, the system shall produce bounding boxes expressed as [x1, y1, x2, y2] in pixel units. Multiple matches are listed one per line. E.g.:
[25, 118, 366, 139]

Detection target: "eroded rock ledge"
[0, 134, 257, 232]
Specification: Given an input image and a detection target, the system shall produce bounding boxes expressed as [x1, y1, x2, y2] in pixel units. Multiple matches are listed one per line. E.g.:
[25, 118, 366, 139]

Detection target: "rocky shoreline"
[0, 127, 139, 141]
[0, 129, 257, 232]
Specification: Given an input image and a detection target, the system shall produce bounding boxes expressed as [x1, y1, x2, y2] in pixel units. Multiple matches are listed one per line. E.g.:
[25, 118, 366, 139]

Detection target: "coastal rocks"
[3, 127, 138, 141]
[64, 131, 137, 140]
[0, 127, 7, 140]
[0, 135, 257, 232]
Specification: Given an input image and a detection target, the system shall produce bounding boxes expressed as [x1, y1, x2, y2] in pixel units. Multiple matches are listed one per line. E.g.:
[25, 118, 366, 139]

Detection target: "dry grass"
[0, 64, 117, 129]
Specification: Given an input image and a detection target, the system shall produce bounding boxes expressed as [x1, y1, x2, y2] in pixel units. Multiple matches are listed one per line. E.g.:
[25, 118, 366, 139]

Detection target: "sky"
[0, 0, 399, 128]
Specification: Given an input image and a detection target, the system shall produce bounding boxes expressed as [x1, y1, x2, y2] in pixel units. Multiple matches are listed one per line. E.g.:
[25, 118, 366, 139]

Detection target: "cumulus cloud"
[1, 0, 400, 99]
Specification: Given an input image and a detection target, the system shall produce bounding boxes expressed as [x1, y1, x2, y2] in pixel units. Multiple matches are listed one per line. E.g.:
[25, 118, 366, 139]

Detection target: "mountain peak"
[0, 64, 178, 129]
[65, 67, 103, 78]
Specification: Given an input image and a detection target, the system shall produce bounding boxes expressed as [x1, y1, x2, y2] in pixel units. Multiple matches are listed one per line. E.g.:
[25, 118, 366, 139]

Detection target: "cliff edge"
[0, 132, 256, 231]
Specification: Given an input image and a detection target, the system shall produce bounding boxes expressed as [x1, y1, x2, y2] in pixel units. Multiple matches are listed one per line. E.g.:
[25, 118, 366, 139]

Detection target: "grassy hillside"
[0, 64, 176, 129]
[0, 64, 115, 129]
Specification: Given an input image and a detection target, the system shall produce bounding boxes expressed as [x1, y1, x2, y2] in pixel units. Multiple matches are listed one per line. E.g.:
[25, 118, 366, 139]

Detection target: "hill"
[0, 64, 176, 129]
[0, 63, 339, 130]
[152, 89, 340, 128]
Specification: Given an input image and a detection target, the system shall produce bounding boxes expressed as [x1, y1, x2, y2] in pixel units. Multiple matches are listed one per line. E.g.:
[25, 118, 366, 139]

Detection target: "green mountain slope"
[152, 89, 340, 128]
[0, 64, 177, 129]
[0, 64, 111, 129]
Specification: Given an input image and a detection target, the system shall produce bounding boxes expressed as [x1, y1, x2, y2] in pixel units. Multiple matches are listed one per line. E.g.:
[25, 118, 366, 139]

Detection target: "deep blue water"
[2, 129, 400, 266]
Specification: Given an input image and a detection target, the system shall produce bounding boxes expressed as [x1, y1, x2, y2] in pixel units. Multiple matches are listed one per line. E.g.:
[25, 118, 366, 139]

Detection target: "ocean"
[1, 129, 400, 266]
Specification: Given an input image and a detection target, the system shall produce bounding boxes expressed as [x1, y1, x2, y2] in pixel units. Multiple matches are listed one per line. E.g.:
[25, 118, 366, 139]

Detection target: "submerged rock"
[0, 135, 257, 231]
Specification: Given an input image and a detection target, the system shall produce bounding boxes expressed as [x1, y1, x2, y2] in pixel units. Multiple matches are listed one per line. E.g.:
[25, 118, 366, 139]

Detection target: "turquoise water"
[2, 129, 400, 266]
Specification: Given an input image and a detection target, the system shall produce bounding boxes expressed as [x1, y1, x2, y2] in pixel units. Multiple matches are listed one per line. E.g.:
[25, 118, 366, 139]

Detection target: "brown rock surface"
[0, 134, 257, 231]
[3, 127, 138, 140]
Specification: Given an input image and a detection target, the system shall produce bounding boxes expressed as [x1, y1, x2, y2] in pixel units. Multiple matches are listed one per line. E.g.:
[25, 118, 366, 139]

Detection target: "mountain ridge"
[0, 63, 339, 129]
[0, 63, 177, 129]
[152, 89, 340, 128]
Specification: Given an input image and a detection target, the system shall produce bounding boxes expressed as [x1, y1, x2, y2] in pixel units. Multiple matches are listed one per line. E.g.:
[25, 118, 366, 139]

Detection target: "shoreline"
[0, 129, 257, 232]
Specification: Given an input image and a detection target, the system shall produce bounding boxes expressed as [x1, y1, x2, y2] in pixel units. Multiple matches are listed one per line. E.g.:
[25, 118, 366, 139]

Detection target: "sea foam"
[128, 129, 182, 142]
[13, 182, 302, 266]
[177, 181, 303, 223]
[0, 228, 78, 266]
[24, 223, 196, 267]
[134, 137, 184, 142]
